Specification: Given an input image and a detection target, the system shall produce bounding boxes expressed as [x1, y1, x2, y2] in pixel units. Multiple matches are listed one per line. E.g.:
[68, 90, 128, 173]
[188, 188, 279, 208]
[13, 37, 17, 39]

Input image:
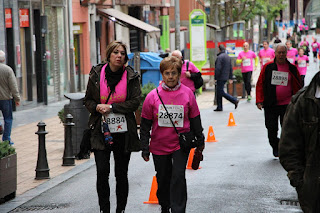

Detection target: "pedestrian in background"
[236, 42, 258, 101]
[140, 56, 204, 213]
[286, 40, 298, 64]
[171, 50, 201, 94]
[214, 44, 239, 111]
[256, 44, 302, 157]
[279, 71, 320, 212]
[299, 37, 309, 47]
[295, 48, 309, 86]
[84, 41, 141, 213]
[258, 41, 275, 68]
[0, 50, 20, 144]
[311, 38, 320, 62]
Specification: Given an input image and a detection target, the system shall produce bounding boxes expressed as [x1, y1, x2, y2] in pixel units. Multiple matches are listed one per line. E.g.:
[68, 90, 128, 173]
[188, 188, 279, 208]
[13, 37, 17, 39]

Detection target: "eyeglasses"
[163, 71, 178, 77]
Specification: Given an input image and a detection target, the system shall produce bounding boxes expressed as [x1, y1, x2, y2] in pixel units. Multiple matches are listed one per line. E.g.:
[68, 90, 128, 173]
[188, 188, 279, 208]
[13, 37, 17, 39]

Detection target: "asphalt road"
[6, 100, 303, 213]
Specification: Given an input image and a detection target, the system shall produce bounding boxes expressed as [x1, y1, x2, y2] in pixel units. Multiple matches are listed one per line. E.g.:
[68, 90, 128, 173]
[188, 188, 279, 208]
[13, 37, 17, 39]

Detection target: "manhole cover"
[280, 200, 300, 206]
[10, 203, 70, 212]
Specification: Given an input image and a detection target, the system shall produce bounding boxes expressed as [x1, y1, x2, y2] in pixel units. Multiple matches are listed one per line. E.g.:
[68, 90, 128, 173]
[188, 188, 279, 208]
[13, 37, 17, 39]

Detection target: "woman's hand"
[142, 151, 150, 162]
[96, 104, 112, 115]
[185, 71, 191, 78]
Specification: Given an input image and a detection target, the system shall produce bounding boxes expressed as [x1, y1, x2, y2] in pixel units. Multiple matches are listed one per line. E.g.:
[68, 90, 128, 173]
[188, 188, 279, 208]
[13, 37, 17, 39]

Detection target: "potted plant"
[136, 82, 157, 126]
[0, 141, 17, 202]
[227, 69, 244, 97]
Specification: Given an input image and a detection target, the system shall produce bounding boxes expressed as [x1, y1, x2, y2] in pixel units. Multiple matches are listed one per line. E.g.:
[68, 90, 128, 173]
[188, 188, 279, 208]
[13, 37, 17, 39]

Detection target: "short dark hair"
[105, 41, 129, 63]
[219, 44, 225, 51]
[160, 56, 182, 74]
[263, 41, 269, 44]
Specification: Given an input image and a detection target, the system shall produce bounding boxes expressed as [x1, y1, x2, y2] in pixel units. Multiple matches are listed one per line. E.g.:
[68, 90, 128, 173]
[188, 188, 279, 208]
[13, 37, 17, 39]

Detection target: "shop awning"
[98, 8, 160, 34]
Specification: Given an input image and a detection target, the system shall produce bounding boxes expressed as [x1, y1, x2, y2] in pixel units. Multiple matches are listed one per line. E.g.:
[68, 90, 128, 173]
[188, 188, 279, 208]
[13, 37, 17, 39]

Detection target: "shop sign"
[5, 8, 12, 28]
[19, 9, 29, 28]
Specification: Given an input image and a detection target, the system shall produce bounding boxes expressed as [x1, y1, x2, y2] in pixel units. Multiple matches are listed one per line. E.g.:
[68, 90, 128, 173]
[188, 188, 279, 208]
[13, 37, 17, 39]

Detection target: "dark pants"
[242, 71, 252, 96]
[301, 75, 305, 87]
[152, 149, 189, 213]
[264, 105, 287, 150]
[216, 80, 237, 110]
[94, 134, 131, 213]
[0, 100, 13, 142]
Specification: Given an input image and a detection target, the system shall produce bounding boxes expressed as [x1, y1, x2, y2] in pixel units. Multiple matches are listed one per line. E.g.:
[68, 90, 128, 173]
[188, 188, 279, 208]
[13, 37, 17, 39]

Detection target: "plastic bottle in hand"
[102, 120, 113, 145]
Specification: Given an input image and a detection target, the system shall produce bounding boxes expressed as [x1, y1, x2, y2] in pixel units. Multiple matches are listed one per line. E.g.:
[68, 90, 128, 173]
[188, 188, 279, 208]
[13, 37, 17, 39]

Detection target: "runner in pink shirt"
[258, 41, 275, 68]
[286, 40, 298, 64]
[295, 48, 309, 86]
[236, 42, 258, 101]
[311, 38, 320, 62]
[299, 37, 309, 47]
[140, 56, 204, 213]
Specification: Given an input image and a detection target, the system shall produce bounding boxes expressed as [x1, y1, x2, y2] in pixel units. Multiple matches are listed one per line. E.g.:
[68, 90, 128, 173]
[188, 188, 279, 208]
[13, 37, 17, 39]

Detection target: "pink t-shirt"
[100, 64, 127, 104]
[300, 41, 309, 47]
[286, 48, 298, 64]
[180, 60, 200, 92]
[141, 84, 200, 155]
[299, 25, 304, 31]
[311, 42, 320, 52]
[258, 48, 275, 66]
[276, 63, 293, 105]
[296, 55, 309, 75]
[237, 50, 257, 73]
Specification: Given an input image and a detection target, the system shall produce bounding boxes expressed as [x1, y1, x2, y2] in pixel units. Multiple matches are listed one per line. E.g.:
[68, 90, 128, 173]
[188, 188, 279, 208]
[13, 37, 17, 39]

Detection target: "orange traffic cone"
[227, 112, 236, 126]
[143, 176, 159, 204]
[205, 125, 218, 142]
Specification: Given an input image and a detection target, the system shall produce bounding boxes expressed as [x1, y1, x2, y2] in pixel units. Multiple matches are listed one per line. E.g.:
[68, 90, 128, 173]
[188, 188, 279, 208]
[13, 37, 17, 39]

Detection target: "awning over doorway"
[98, 8, 160, 34]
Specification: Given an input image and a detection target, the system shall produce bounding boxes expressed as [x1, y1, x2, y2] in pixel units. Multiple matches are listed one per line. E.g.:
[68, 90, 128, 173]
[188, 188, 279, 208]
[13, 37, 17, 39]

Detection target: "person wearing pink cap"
[286, 40, 298, 64]
[258, 41, 275, 68]
[236, 42, 258, 101]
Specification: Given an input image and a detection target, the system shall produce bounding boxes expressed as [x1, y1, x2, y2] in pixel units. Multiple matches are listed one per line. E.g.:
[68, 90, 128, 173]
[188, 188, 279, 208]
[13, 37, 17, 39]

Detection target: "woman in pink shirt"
[140, 56, 204, 213]
[286, 40, 298, 64]
[295, 48, 309, 86]
[311, 38, 320, 62]
[258, 41, 275, 68]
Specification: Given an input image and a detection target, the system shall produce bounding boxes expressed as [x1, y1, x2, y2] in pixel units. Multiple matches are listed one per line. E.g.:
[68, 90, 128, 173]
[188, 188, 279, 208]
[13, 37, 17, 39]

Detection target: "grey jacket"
[214, 50, 233, 81]
[0, 63, 20, 101]
[279, 71, 320, 212]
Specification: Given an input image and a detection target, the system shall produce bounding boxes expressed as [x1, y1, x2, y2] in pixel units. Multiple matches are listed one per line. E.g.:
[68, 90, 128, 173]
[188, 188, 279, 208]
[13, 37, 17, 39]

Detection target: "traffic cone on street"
[227, 112, 236, 126]
[186, 148, 195, 170]
[205, 126, 218, 142]
[143, 176, 159, 204]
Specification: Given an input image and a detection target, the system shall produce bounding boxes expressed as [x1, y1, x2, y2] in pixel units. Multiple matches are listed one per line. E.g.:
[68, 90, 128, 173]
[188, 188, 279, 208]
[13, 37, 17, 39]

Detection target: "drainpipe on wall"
[68, 0, 76, 92]
[40, 0, 48, 105]
[174, 0, 180, 50]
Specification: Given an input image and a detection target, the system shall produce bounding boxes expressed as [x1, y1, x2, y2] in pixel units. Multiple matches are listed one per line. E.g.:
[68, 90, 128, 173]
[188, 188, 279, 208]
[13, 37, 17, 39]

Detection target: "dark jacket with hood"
[256, 58, 302, 107]
[84, 63, 141, 152]
[279, 71, 320, 212]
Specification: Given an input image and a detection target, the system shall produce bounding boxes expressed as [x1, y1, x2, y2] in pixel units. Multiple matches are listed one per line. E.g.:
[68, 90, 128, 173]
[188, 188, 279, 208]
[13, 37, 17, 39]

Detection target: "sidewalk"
[1, 69, 260, 208]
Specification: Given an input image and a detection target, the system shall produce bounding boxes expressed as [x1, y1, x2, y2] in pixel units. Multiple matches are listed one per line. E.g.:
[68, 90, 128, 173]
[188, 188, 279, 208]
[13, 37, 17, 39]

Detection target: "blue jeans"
[0, 100, 13, 142]
[216, 80, 237, 110]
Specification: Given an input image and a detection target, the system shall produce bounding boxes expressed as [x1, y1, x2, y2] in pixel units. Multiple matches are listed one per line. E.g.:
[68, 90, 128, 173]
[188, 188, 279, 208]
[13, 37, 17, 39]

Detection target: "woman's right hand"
[142, 151, 150, 162]
[96, 104, 112, 114]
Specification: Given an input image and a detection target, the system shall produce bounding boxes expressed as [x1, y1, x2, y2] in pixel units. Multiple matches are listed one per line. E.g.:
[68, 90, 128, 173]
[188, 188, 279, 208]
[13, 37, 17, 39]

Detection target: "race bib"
[313, 43, 318, 48]
[287, 58, 295, 64]
[298, 61, 306, 67]
[158, 105, 184, 128]
[271, 71, 289, 86]
[262, 58, 270, 65]
[104, 113, 127, 133]
[242, 59, 251, 66]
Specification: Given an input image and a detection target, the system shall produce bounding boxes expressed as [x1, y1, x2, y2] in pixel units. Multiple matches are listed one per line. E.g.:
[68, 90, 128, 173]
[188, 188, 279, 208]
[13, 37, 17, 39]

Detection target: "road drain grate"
[280, 200, 300, 206]
[10, 204, 70, 212]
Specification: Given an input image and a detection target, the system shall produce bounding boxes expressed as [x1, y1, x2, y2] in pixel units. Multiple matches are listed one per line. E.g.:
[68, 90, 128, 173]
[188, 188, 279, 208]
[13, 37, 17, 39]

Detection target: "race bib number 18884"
[158, 105, 184, 127]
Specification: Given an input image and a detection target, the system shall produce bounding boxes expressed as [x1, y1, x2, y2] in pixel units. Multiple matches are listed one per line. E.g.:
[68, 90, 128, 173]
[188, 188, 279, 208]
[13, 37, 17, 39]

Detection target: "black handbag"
[156, 88, 198, 152]
[186, 61, 203, 89]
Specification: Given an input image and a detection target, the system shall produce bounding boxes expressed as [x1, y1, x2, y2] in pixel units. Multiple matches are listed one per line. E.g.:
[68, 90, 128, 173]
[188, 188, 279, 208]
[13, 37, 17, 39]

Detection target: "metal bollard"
[232, 75, 237, 97]
[35, 121, 50, 180]
[62, 114, 75, 166]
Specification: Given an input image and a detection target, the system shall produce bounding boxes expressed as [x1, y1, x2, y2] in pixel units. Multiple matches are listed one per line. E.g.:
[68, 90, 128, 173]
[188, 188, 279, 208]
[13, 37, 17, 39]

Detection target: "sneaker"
[273, 148, 279, 157]
[234, 100, 239, 109]
[9, 141, 14, 146]
[247, 95, 252, 101]
[214, 108, 223, 112]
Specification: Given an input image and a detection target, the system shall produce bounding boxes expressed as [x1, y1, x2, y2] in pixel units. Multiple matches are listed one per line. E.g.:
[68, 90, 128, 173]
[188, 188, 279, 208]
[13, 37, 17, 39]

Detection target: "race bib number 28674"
[158, 105, 184, 127]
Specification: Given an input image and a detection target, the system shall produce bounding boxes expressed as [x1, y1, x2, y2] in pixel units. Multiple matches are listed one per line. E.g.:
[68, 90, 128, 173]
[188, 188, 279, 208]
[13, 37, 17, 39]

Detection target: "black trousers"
[216, 80, 237, 110]
[242, 71, 252, 96]
[152, 149, 190, 213]
[264, 105, 287, 150]
[94, 134, 131, 213]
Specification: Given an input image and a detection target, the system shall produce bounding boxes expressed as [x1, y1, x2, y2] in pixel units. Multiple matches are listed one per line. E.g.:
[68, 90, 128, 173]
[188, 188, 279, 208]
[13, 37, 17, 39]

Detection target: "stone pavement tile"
[11, 116, 91, 196]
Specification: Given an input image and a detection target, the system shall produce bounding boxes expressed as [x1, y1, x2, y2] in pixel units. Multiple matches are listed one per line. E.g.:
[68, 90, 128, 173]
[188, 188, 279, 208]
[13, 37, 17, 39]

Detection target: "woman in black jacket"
[84, 41, 141, 213]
